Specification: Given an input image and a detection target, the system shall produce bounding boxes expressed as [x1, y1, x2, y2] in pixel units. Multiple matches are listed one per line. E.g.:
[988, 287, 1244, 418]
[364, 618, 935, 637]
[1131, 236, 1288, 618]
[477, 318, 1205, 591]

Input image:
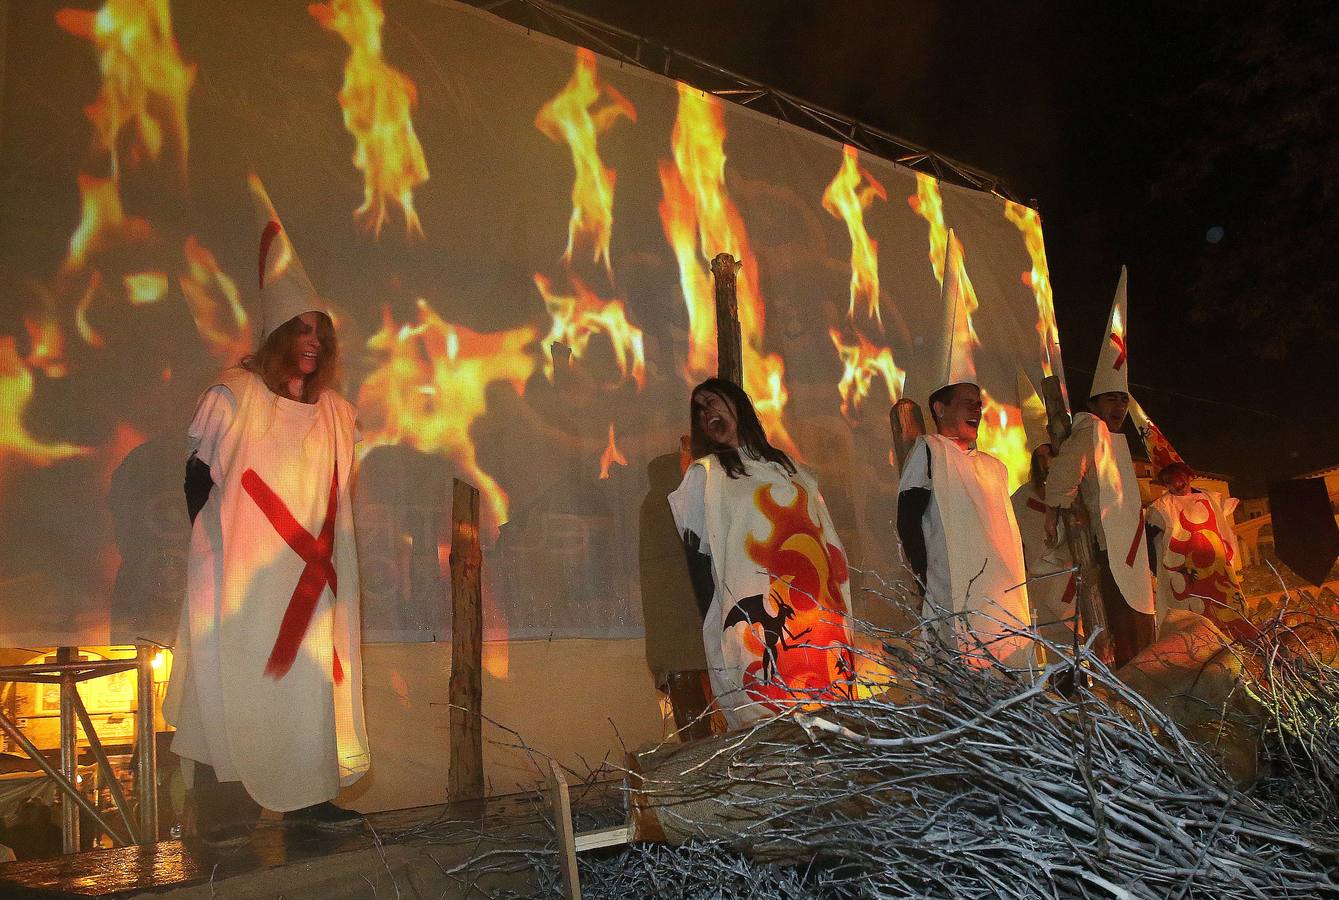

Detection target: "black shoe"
[284, 801, 364, 830]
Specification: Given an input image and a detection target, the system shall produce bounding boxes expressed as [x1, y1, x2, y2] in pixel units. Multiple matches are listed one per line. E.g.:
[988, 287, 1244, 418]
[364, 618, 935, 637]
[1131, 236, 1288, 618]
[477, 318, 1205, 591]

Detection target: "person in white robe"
[668, 378, 856, 731]
[1010, 444, 1079, 660]
[1146, 461, 1257, 641]
[895, 228, 1033, 672]
[164, 176, 369, 846]
[1042, 267, 1155, 667]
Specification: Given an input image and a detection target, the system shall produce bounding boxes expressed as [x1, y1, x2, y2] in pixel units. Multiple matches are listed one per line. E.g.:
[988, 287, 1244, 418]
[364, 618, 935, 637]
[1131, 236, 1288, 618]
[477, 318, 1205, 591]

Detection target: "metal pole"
[58, 647, 80, 853]
[68, 688, 137, 844]
[0, 710, 125, 846]
[135, 643, 159, 843]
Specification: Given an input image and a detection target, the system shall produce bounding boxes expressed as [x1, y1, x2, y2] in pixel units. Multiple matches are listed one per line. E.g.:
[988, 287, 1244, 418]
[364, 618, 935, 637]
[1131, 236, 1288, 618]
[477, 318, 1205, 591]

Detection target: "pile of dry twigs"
[473, 580, 1339, 898]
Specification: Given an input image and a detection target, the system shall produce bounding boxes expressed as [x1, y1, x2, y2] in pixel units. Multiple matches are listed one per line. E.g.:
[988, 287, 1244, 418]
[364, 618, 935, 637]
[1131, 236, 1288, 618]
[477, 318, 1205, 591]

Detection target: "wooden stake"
[889, 398, 927, 472]
[547, 759, 582, 900]
[448, 478, 484, 802]
[711, 252, 743, 386]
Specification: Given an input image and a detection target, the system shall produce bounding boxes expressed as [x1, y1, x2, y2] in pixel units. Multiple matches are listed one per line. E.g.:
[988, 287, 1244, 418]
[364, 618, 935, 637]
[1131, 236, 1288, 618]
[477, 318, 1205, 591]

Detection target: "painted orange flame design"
[976, 387, 1030, 492]
[598, 423, 627, 479]
[741, 481, 853, 709]
[64, 173, 154, 274]
[822, 145, 888, 325]
[179, 236, 253, 362]
[535, 48, 636, 271]
[533, 274, 645, 388]
[908, 172, 948, 285]
[0, 337, 90, 467]
[23, 290, 68, 379]
[310, 0, 429, 239]
[829, 329, 905, 418]
[74, 271, 105, 348]
[124, 271, 167, 304]
[55, 0, 195, 176]
[358, 300, 537, 534]
[1165, 498, 1258, 642]
[1003, 202, 1061, 378]
[657, 85, 798, 457]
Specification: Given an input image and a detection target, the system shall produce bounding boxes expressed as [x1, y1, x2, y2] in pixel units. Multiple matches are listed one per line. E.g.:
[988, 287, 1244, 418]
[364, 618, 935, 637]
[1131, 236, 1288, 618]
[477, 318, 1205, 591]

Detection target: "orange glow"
[657, 85, 799, 458]
[535, 48, 636, 271]
[598, 423, 627, 479]
[178, 236, 252, 362]
[310, 0, 429, 238]
[533, 273, 645, 388]
[75, 271, 105, 348]
[99, 421, 146, 493]
[55, 0, 195, 175]
[23, 294, 68, 378]
[124, 271, 167, 304]
[1004, 201, 1060, 377]
[977, 388, 1030, 492]
[0, 337, 90, 466]
[358, 300, 537, 535]
[822, 145, 887, 325]
[908, 173, 948, 285]
[829, 329, 905, 418]
[64, 174, 153, 273]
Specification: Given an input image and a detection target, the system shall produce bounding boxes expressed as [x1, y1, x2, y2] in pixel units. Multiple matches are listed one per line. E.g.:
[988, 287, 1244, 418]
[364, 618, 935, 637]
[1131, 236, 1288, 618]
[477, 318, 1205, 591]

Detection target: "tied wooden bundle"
[494, 580, 1339, 899]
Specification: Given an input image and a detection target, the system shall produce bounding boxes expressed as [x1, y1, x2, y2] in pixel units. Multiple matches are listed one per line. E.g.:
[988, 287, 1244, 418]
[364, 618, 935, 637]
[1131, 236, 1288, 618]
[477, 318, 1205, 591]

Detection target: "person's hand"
[1043, 506, 1059, 547]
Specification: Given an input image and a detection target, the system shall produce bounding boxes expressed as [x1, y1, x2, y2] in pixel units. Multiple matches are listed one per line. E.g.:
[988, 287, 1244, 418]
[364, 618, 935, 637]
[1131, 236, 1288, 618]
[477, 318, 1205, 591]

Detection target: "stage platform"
[0, 785, 622, 898]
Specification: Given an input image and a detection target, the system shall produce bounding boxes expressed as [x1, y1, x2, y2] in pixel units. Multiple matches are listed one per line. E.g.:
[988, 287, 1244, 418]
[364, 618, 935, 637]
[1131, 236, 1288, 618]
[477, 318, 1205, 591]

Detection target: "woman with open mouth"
[668, 378, 856, 731]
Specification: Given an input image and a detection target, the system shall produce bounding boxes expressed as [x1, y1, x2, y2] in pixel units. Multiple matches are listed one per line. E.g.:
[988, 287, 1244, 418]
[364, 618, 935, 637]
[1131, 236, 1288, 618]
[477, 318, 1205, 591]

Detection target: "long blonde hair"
[241, 311, 339, 402]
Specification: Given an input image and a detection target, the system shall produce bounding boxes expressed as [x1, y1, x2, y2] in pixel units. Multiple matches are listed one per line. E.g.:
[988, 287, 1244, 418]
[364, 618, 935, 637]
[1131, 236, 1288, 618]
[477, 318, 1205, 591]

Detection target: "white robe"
[164, 369, 370, 811]
[1011, 482, 1078, 657]
[1045, 412, 1155, 616]
[669, 453, 855, 730]
[899, 435, 1034, 670]
[1147, 489, 1254, 640]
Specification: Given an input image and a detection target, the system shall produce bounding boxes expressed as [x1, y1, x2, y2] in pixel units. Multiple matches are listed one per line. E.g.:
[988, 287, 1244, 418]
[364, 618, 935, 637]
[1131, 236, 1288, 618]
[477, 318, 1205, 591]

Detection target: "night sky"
[509, 0, 1339, 496]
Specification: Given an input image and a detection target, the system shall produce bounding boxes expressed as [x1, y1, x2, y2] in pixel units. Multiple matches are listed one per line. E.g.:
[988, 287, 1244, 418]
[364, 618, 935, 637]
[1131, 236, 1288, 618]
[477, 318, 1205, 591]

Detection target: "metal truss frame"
[457, 0, 1025, 204]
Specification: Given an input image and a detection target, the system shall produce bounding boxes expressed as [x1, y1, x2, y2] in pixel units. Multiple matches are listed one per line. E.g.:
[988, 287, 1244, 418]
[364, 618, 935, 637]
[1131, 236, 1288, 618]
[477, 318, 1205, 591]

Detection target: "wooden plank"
[448, 479, 484, 803]
[711, 252, 743, 386]
[574, 824, 633, 852]
[546, 759, 582, 900]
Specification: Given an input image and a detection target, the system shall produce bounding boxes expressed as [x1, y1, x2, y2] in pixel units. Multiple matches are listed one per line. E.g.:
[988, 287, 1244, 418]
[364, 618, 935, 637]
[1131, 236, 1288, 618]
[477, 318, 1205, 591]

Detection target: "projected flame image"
[0, 0, 1061, 646]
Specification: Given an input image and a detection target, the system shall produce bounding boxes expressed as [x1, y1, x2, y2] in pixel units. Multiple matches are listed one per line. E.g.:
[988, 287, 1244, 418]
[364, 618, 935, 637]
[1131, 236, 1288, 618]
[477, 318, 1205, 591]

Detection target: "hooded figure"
[896, 230, 1033, 672]
[1010, 372, 1078, 660]
[1133, 400, 1256, 641]
[163, 175, 369, 845]
[1042, 266, 1156, 667]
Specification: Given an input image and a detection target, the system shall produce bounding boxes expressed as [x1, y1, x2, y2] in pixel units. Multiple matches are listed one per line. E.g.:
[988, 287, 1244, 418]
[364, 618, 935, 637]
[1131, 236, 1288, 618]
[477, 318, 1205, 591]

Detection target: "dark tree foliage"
[1154, 0, 1339, 358]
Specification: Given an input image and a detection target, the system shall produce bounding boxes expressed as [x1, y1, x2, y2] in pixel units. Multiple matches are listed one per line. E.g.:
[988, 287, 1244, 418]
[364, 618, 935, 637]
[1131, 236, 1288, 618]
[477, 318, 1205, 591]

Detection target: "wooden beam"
[546, 760, 582, 900]
[711, 252, 743, 386]
[448, 479, 484, 802]
[889, 398, 927, 472]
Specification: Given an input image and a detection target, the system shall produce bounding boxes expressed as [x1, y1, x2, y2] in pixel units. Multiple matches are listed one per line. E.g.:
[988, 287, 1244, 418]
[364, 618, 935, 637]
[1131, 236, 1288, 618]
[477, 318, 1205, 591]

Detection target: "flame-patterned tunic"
[669, 452, 855, 730]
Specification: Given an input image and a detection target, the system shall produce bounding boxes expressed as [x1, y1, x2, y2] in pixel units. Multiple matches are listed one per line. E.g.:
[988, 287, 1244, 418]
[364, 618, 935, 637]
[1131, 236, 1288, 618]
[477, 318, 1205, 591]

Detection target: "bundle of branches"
[1241, 598, 1339, 823]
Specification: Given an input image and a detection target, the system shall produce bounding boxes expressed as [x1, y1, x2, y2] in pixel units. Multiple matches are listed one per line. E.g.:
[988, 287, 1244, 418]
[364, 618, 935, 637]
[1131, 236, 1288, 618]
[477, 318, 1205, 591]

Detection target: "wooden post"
[889, 398, 927, 472]
[448, 479, 484, 802]
[546, 760, 582, 900]
[1040, 375, 1110, 662]
[135, 643, 158, 844]
[711, 252, 743, 386]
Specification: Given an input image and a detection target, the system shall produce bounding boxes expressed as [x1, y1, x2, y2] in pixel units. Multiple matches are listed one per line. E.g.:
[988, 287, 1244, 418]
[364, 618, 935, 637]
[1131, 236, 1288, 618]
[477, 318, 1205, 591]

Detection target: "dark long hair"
[689, 377, 795, 479]
[241, 311, 339, 403]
